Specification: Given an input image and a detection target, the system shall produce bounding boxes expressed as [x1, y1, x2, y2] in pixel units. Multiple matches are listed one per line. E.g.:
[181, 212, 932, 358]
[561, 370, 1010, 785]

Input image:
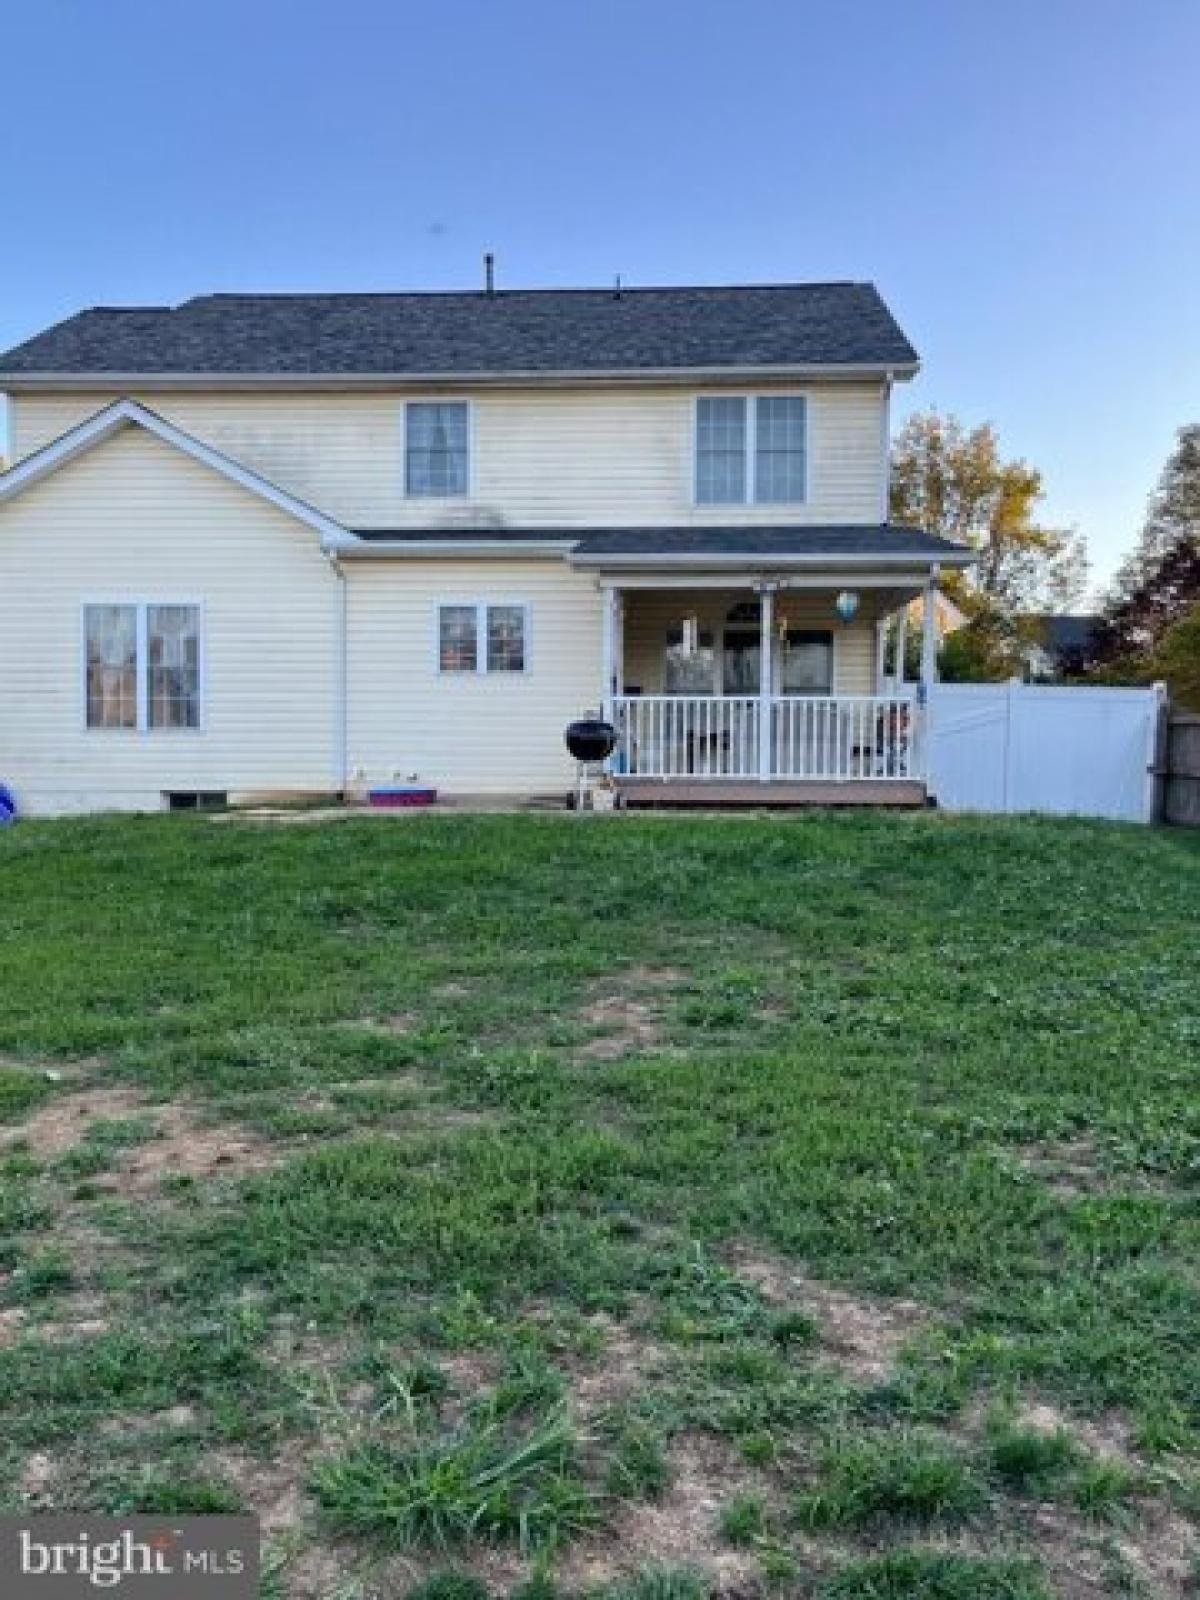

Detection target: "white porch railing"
[611, 695, 922, 782]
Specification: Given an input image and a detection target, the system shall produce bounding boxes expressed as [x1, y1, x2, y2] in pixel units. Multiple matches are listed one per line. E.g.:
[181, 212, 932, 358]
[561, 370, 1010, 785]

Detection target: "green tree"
[1110, 424, 1200, 605]
[890, 411, 1089, 677]
[1090, 427, 1200, 688]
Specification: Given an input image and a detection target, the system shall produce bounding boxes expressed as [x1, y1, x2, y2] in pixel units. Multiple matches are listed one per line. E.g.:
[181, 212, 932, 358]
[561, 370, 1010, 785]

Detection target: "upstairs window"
[695, 395, 807, 505]
[406, 402, 469, 496]
[85, 602, 201, 731]
[438, 602, 528, 674]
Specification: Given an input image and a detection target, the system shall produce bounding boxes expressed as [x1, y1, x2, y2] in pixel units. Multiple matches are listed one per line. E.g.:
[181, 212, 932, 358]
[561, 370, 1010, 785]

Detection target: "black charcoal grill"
[565, 718, 617, 809]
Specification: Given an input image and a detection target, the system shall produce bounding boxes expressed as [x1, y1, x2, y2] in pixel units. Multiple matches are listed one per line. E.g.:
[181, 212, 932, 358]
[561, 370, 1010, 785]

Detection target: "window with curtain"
[84, 602, 201, 730]
[438, 604, 478, 671]
[695, 397, 747, 504]
[664, 624, 715, 692]
[486, 605, 526, 672]
[85, 604, 138, 729]
[754, 395, 806, 502]
[779, 629, 833, 693]
[406, 402, 469, 496]
[438, 602, 528, 674]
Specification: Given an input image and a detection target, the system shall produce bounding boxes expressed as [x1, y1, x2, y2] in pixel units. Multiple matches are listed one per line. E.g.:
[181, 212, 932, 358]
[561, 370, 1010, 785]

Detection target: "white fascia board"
[0, 361, 919, 393]
[0, 397, 349, 544]
[329, 537, 575, 559]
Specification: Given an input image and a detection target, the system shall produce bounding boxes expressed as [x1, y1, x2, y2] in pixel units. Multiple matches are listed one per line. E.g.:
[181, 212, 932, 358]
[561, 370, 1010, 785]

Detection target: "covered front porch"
[595, 572, 941, 803]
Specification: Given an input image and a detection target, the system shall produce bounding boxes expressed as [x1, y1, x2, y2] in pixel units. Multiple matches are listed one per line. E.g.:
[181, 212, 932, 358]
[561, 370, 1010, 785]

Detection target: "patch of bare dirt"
[212, 1441, 315, 1538]
[576, 967, 689, 1061]
[18, 1452, 56, 1501]
[1024, 1501, 1198, 1599]
[0, 1307, 28, 1347]
[557, 1433, 759, 1590]
[33, 1290, 111, 1342]
[0, 1086, 149, 1159]
[566, 1312, 671, 1417]
[726, 1243, 930, 1381]
[97, 1104, 282, 1193]
[343, 1013, 419, 1036]
[1016, 1138, 1110, 1198]
[1016, 1399, 1142, 1467]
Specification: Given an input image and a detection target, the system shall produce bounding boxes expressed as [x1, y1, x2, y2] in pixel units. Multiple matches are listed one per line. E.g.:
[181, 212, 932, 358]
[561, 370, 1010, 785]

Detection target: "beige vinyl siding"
[9, 383, 886, 529]
[346, 560, 601, 793]
[0, 428, 337, 815]
[622, 591, 879, 696]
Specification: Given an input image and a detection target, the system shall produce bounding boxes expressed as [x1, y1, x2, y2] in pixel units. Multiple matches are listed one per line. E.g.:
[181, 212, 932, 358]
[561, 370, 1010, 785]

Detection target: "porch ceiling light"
[835, 590, 860, 625]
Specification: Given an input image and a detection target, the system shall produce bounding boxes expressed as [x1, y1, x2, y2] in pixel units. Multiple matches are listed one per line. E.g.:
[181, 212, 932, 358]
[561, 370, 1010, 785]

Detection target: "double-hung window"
[695, 395, 807, 505]
[406, 401, 469, 496]
[84, 602, 202, 731]
[437, 602, 528, 675]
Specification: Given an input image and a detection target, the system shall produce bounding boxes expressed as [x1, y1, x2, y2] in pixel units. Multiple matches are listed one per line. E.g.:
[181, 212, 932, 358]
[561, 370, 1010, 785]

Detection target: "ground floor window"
[84, 602, 202, 731]
[437, 602, 528, 674]
[664, 623, 716, 693]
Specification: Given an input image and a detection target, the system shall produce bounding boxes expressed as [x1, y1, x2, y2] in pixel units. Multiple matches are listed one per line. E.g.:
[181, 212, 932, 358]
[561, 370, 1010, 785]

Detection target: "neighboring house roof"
[0, 282, 918, 383]
[1029, 614, 1103, 657]
[0, 398, 348, 542]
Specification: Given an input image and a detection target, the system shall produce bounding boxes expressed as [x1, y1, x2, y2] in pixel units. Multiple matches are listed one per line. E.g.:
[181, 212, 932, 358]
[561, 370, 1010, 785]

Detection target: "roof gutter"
[325, 535, 576, 558]
[568, 549, 976, 570]
[0, 361, 919, 394]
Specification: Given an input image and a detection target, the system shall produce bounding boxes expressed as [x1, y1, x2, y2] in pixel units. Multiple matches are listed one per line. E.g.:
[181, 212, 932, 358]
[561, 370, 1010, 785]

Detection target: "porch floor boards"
[615, 778, 928, 809]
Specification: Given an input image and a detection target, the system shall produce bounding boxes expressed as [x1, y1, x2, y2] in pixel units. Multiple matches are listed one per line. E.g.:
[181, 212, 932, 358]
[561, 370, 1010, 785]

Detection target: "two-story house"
[0, 281, 971, 815]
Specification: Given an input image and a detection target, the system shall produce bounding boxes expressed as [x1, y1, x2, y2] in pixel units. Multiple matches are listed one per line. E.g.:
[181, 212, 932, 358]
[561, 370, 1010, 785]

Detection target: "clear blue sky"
[4, 0, 1198, 590]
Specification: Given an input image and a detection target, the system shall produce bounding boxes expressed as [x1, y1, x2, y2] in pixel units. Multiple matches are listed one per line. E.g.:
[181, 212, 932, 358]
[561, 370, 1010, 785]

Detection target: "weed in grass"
[313, 1405, 594, 1552]
[1071, 1458, 1138, 1518]
[986, 1420, 1078, 1494]
[0, 1066, 53, 1122]
[9, 1247, 74, 1301]
[821, 1549, 1052, 1599]
[605, 1421, 670, 1501]
[600, 1569, 710, 1600]
[795, 1433, 983, 1529]
[100, 1468, 245, 1515]
[717, 1492, 767, 1546]
[769, 1309, 818, 1350]
[407, 1574, 491, 1600]
[736, 1432, 778, 1467]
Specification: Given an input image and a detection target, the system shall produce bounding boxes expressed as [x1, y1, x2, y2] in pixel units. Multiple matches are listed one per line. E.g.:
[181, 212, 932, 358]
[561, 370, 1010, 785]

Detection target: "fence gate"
[927, 682, 1166, 824]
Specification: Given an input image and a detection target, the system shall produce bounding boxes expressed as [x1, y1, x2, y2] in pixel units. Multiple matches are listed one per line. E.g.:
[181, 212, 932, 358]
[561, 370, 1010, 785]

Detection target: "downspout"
[324, 550, 348, 798]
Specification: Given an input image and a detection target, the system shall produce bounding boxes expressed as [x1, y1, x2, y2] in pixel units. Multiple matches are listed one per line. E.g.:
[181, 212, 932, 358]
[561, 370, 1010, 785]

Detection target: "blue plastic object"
[0, 786, 17, 826]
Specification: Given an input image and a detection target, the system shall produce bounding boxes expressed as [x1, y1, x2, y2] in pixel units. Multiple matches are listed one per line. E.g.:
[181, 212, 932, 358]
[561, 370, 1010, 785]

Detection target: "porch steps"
[615, 779, 928, 810]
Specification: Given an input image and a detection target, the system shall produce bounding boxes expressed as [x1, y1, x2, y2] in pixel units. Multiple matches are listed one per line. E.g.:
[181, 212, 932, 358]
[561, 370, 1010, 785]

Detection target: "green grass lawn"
[0, 810, 1197, 1599]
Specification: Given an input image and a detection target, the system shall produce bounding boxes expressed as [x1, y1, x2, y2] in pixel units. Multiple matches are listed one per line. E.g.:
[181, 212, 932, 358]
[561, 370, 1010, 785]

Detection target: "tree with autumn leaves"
[889, 411, 1088, 679]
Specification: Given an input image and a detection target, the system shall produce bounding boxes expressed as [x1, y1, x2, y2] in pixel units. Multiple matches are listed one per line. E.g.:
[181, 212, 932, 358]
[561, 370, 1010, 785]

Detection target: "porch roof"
[568, 523, 973, 568]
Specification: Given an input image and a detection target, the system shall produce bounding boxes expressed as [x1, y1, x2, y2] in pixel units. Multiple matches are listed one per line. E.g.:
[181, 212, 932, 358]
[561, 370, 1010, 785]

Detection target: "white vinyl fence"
[927, 682, 1166, 823]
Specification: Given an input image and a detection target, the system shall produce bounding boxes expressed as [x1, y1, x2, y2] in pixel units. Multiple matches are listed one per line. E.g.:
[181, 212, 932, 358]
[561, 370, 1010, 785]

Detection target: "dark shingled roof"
[0, 283, 917, 378]
[349, 524, 970, 562]
[1031, 614, 1103, 656]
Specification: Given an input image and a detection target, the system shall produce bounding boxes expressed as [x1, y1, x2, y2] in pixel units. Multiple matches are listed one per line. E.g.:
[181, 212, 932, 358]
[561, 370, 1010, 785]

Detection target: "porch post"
[601, 584, 618, 722]
[758, 584, 773, 781]
[921, 571, 938, 688]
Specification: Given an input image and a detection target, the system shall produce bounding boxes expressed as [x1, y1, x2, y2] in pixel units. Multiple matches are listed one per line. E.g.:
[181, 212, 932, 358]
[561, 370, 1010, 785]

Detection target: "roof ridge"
[181, 280, 868, 306]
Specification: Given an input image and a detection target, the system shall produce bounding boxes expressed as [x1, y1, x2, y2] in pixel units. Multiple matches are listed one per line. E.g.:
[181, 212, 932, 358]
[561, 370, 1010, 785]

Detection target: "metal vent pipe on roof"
[484, 253, 495, 295]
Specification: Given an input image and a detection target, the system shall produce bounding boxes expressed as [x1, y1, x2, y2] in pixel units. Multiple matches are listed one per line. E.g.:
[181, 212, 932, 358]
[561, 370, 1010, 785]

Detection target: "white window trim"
[692, 392, 809, 507]
[402, 399, 476, 500]
[433, 599, 531, 677]
[80, 598, 206, 734]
